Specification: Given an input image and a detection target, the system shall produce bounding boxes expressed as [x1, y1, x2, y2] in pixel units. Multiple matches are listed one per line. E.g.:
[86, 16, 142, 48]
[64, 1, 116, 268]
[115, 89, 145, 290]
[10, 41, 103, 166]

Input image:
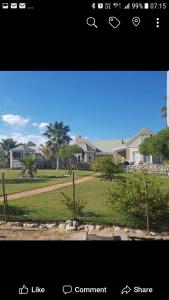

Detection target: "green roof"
[10, 145, 36, 152]
[91, 139, 127, 152]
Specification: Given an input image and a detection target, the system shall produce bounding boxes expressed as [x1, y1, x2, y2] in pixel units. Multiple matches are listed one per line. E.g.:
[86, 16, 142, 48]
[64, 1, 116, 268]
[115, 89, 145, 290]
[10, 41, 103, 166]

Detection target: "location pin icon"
[132, 17, 140, 27]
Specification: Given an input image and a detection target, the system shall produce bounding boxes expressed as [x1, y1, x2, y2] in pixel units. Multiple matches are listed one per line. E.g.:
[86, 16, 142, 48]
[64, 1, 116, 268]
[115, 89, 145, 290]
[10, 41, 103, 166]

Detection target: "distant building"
[9, 145, 46, 169]
[74, 128, 154, 164]
[9, 128, 154, 169]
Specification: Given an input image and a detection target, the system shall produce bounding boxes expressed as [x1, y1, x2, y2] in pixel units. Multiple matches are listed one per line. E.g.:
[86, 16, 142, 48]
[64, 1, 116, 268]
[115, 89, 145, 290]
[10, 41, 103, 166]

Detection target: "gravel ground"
[0, 223, 86, 240]
[0, 223, 169, 240]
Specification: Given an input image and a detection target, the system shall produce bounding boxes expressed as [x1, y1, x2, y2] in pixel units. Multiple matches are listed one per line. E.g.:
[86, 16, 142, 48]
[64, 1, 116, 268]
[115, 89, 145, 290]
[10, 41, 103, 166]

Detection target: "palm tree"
[0, 138, 18, 167]
[161, 101, 167, 128]
[43, 121, 72, 169]
[20, 156, 37, 178]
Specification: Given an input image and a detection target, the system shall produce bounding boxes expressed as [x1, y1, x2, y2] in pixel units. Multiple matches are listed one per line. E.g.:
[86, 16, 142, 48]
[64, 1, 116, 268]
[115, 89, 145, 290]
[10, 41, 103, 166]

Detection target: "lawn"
[1, 175, 169, 231]
[0, 169, 94, 195]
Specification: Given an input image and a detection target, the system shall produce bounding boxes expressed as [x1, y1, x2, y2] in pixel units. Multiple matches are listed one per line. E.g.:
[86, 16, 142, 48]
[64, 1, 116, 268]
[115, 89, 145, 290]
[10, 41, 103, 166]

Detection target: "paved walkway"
[0, 173, 99, 201]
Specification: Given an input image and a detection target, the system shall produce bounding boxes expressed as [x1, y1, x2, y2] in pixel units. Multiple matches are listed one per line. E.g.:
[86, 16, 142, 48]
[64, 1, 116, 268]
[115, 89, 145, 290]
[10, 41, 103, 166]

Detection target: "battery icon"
[144, 3, 149, 9]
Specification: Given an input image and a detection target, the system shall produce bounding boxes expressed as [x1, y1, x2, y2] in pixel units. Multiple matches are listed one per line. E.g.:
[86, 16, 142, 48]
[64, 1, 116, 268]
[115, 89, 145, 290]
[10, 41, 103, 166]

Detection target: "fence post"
[2, 173, 8, 222]
[72, 172, 76, 220]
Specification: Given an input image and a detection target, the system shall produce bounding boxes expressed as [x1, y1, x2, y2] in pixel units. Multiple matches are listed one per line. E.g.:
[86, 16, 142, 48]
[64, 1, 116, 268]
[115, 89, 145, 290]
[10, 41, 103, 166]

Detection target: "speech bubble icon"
[63, 285, 72, 295]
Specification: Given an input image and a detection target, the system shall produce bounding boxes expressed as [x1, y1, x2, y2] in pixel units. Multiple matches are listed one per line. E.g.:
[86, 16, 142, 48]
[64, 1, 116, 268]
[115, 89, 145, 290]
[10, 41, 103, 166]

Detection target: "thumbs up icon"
[19, 285, 29, 295]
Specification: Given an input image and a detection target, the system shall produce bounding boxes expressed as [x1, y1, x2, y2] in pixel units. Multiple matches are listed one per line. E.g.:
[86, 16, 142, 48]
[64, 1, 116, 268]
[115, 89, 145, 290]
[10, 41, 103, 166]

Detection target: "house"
[9, 145, 46, 169]
[74, 128, 154, 164]
[9, 128, 154, 170]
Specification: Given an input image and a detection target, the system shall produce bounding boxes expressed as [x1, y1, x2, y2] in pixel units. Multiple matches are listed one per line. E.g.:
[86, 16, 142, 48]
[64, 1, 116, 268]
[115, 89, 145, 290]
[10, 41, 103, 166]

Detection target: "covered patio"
[10, 145, 36, 169]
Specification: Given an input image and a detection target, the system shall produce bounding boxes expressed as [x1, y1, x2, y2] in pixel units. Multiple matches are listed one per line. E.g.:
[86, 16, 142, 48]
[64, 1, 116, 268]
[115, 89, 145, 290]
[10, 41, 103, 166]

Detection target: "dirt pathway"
[0, 173, 99, 201]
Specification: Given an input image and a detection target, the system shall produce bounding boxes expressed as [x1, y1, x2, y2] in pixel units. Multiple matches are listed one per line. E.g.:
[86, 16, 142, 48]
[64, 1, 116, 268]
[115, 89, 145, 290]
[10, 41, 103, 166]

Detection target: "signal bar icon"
[124, 3, 130, 9]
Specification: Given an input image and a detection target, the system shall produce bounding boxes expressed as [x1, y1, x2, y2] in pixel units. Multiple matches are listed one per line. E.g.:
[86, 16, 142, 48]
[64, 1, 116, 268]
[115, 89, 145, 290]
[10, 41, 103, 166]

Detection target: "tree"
[161, 105, 167, 128]
[39, 143, 52, 168]
[61, 173, 87, 219]
[139, 135, 156, 156]
[43, 121, 72, 169]
[139, 128, 169, 160]
[27, 141, 36, 147]
[106, 172, 169, 233]
[0, 138, 18, 167]
[57, 144, 82, 174]
[92, 156, 123, 181]
[19, 156, 37, 178]
[0, 148, 6, 167]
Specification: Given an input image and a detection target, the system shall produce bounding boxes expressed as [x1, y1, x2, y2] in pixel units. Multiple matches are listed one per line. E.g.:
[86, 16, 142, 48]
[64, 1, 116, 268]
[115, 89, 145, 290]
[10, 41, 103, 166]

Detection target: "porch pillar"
[10, 151, 13, 169]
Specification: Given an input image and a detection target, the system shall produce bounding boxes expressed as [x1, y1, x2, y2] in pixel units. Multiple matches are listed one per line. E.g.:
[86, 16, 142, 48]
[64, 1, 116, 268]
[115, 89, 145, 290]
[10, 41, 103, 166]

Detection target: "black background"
[0, 1, 168, 298]
[0, 0, 168, 69]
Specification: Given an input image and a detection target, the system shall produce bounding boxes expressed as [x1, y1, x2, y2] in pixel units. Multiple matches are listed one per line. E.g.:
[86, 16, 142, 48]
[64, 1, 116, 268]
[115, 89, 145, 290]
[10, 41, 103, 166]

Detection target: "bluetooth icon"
[91, 3, 96, 9]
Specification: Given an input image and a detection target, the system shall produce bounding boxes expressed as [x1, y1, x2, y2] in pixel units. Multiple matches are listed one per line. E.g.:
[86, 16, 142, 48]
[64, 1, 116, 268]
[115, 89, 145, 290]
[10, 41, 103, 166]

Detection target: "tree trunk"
[29, 167, 34, 178]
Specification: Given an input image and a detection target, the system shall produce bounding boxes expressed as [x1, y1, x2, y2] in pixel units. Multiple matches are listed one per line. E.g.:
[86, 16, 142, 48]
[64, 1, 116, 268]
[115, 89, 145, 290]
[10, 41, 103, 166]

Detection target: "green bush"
[61, 191, 87, 219]
[92, 157, 123, 181]
[106, 172, 169, 232]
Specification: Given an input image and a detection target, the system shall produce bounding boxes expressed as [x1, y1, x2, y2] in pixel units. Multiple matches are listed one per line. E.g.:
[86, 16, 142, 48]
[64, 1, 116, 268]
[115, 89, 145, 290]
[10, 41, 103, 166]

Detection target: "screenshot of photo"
[0, 1, 168, 299]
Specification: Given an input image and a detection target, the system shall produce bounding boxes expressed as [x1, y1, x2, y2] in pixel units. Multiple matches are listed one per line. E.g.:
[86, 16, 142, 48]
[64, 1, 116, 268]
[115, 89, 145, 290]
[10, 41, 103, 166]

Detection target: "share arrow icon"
[121, 285, 132, 295]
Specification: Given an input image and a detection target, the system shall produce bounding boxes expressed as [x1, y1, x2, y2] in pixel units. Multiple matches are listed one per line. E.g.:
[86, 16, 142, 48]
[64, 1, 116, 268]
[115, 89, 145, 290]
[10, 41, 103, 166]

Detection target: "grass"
[1, 174, 169, 231]
[0, 169, 94, 194]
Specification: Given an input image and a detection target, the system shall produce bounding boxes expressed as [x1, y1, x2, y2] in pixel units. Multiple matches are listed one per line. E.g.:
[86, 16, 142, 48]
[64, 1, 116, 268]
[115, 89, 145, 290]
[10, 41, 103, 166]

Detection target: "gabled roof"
[10, 144, 36, 152]
[74, 135, 97, 152]
[126, 128, 153, 146]
[74, 128, 153, 153]
[91, 139, 128, 152]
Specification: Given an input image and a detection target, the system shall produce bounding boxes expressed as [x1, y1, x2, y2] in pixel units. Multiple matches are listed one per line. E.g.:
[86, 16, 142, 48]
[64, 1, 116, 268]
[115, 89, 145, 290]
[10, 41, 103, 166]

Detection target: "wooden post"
[2, 173, 7, 222]
[72, 172, 76, 220]
[144, 180, 149, 234]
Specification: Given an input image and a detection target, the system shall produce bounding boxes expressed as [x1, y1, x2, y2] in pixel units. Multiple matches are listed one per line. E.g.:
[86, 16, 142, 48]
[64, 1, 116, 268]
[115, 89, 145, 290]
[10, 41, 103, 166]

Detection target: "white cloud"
[38, 122, 49, 129]
[0, 133, 47, 146]
[32, 122, 49, 130]
[1, 114, 29, 126]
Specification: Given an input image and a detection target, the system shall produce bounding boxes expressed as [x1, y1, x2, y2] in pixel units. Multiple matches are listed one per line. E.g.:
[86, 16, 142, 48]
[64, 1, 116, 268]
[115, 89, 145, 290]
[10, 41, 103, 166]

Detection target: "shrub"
[106, 172, 169, 232]
[61, 191, 87, 219]
[92, 157, 123, 180]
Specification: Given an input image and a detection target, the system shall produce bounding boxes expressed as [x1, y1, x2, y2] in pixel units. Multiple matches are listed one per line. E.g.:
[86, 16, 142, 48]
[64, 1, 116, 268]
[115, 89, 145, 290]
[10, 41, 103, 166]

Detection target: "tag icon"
[132, 17, 140, 27]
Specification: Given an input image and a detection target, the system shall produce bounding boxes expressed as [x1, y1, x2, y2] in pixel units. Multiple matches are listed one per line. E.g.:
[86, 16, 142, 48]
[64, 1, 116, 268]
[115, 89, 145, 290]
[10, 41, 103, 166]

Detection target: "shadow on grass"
[0, 178, 52, 185]
[45, 175, 67, 179]
[97, 174, 126, 181]
[0, 205, 31, 221]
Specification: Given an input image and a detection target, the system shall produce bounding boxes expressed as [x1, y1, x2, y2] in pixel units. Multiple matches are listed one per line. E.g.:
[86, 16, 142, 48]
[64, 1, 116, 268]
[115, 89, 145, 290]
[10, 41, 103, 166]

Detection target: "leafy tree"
[20, 156, 37, 178]
[27, 141, 36, 147]
[57, 144, 82, 175]
[43, 121, 72, 169]
[139, 135, 156, 156]
[61, 173, 87, 219]
[0, 147, 6, 167]
[39, 143, 52, 168]
[61, 192, 87, 219]
[140, 128, 169, 160]
[92, 157, 123, 181]
[39, 144, 51, 160]
[0, 138, 18, 167]
[106, 172, 169, 233]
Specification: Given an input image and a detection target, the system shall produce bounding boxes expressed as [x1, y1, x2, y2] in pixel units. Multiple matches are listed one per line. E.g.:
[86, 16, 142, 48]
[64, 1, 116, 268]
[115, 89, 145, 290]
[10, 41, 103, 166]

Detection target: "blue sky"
[0, 71, 167, 145]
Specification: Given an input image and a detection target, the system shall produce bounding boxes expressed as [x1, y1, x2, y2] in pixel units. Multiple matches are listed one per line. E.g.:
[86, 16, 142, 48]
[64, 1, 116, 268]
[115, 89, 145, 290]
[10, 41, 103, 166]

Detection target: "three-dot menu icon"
[156, 18, 160, 28]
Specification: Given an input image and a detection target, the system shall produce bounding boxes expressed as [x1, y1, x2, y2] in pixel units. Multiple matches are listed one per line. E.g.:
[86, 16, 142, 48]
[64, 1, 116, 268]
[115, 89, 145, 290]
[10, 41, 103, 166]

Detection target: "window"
[132, 151, 139, 162]
[144, 155, 151, 163]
